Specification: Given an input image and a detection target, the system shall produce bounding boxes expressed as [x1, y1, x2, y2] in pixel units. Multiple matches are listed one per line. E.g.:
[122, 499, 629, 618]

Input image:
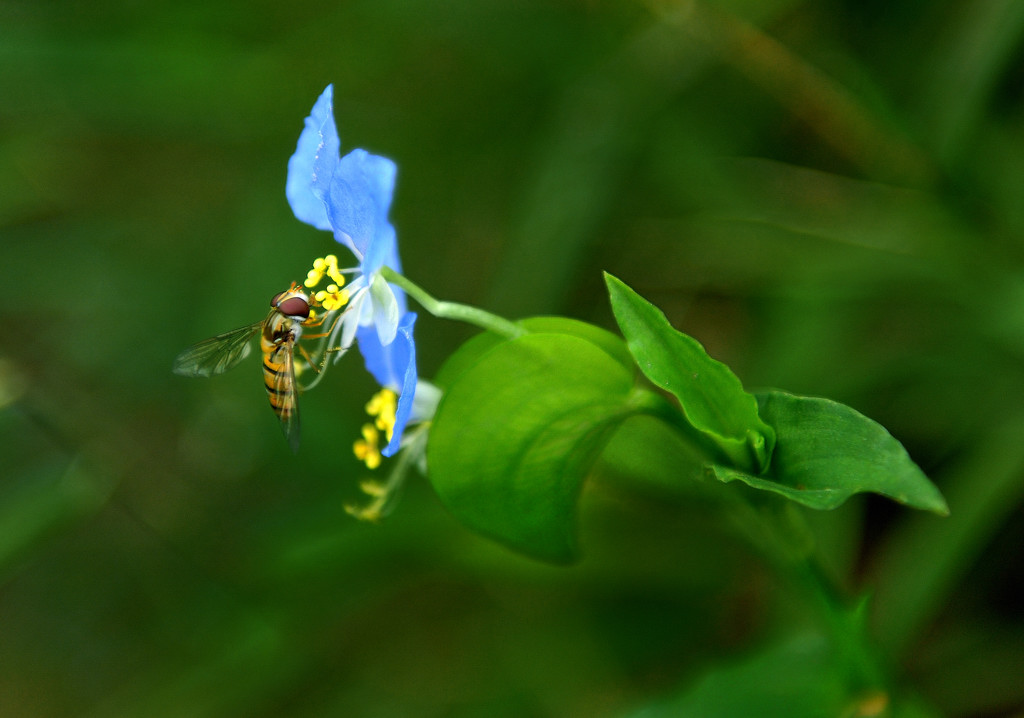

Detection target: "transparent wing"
[173, 322, 262, 377]
[270, 341, 301, 453]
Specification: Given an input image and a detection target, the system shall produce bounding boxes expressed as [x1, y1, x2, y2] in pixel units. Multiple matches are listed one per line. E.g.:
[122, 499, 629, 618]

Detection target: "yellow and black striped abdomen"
[261, 338, 295, 419]
[260, 313, 301, 451]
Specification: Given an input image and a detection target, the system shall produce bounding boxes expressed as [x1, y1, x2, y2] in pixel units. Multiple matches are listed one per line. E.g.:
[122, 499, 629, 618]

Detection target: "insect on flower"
[287, 85, 419, 460]
[173, 285, 328, 453]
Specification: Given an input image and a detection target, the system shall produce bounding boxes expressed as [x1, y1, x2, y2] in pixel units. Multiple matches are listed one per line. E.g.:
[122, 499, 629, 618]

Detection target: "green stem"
[748, 500, 889, 691]
[626, 397, 889, 690]
[382, 267, 525, 339]
[796, 555, 888, 690]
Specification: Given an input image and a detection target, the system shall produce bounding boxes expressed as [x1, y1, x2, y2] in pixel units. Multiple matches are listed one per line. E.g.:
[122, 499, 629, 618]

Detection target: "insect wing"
[173, 322, 263, 377]
[264, 339, 301, 453]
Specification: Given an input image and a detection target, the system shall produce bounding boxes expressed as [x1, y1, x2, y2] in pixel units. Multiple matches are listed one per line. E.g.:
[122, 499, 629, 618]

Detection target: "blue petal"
[286, 85, 339, 231]
[357, 313, 418, 457]
[361, 220, 396, 279]
[325, 148, 397, 263]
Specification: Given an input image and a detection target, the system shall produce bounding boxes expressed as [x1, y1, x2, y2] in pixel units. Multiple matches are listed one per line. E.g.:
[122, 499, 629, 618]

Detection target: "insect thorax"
[264, 313, 301, 346]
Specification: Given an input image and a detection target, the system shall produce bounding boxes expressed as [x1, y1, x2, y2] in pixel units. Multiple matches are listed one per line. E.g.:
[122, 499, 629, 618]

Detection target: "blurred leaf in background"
[3, 0, 1024, 715]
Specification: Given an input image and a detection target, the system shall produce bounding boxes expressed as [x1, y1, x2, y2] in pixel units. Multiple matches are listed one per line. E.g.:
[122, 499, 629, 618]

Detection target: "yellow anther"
[344, 479, 387, 521]
[353, 424, 382, 470]
[326, 258, 345, 285]
[365, 388, 398, 442]
[375, 414, 395, 440]
[358, 478, 388, 497]
[344, 501, 382, 522]
[314, 283, 349, 311]
[304, 254, 346, 288]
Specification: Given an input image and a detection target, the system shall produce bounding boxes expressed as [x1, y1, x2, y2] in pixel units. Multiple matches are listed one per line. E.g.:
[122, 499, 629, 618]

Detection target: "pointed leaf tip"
[604, 273, 774, 473]
[710, 391, 948, 515]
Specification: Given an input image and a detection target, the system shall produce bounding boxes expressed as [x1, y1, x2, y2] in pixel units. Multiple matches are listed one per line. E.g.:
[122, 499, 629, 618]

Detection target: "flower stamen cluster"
[314, 284, 349, 312]
[305, 255, 351, 312]
[305, 254, 346, 289]
[365, 388, 397, 443]
[344, 381, 437, 522]
[353, 424, 383, 470]
[353, 388, 398, 469]
[344, 477, 390, 522]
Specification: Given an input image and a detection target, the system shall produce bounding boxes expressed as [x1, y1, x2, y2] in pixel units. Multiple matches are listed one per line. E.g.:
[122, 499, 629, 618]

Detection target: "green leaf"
[433, 316, 634, 390]
[604, 273, 774, 473]
[708, 391, 948, 515]
[427, 332, 637, 563]
[622, 634, 849, 718]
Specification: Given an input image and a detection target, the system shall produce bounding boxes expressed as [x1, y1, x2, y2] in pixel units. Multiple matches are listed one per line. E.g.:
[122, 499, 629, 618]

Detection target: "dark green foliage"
[3, 0, 1024, 715]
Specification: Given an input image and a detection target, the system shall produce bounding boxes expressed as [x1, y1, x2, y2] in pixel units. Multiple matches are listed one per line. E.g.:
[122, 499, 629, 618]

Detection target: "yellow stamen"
[343, 478, 392, 522]
[353, 424, 382, 470]
[314, 283, 349, 311]
[345, 504, 381, 522]
[365, 388, 398, 442]
[304, 254, 347, 289]
[358, 478, 388, 497]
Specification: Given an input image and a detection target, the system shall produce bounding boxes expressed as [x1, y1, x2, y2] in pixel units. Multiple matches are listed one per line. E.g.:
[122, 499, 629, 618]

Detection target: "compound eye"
[270, 291, 284, 308]
[277, 295, 310, 319]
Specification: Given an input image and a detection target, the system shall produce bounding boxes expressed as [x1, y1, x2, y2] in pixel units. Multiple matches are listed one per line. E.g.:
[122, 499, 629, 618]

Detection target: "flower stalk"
[380, 267, 526, 340]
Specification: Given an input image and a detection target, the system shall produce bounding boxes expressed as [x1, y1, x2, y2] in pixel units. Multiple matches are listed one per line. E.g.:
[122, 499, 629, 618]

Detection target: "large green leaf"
[433, 316, 634, 390]
[604, 273, 774, 473]
[709, 391, 948, 514]
[427, 332, 637, 563]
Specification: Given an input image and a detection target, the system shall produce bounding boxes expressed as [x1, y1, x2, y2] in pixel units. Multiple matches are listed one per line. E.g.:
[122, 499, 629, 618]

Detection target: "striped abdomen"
[261, 315, 298, 425]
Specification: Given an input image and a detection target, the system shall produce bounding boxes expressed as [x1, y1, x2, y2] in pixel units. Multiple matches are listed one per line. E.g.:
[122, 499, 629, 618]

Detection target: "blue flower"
[287, 84, 417, 457]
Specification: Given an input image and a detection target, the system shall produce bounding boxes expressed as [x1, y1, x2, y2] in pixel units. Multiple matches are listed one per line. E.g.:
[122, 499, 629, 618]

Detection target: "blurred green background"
[3, 0, 1024, 715]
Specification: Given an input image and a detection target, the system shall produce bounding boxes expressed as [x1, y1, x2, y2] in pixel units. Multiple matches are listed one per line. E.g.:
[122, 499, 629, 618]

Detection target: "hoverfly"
[173, 286, 321, 453]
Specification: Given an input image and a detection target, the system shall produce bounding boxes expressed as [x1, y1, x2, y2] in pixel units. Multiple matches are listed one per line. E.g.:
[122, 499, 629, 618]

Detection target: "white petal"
[369, 273, 400, 346]
[340, 291, 366, 350]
